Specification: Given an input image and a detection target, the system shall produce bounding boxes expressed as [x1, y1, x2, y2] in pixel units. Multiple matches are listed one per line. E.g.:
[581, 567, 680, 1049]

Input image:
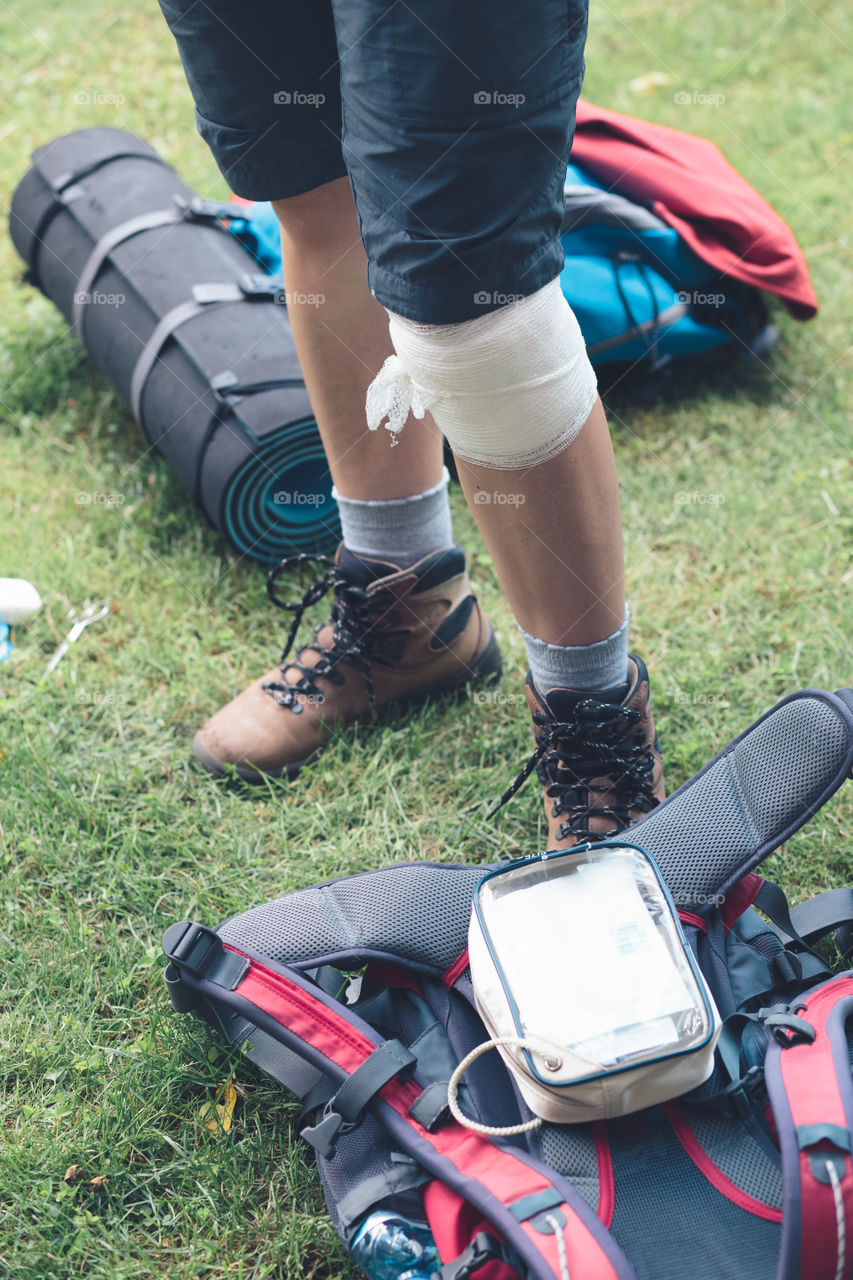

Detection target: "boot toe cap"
[193, 674, 310, 780]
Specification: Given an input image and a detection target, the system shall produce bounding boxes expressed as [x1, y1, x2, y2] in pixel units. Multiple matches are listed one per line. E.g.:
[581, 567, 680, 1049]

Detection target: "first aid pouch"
[462, 842, 722, 1127]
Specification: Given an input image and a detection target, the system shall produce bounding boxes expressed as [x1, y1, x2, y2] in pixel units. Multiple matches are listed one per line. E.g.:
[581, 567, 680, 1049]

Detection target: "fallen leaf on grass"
[628, 71, 673, 94]
[199, 1078, 238, 1134]
[63, 1164, 84, 1185]
[89, 1175, 107, 1191]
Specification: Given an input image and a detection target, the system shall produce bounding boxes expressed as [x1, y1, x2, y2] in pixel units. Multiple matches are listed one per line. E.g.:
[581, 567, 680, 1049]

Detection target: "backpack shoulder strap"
[163, 921, 638, 1280]
[630, 687, 853, 914]
[764, 973, 853, 1280]
[789, 888, 853, 957]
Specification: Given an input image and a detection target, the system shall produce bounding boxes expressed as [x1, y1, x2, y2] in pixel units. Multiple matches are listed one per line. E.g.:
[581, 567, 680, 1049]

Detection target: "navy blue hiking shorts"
[158, 0, 589, 323]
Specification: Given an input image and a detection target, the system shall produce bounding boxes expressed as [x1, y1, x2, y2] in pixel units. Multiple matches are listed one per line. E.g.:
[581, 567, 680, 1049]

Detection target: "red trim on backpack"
[234, 952, 377, 1076]
[423, 1182, 516, 1280]
[678, 910, 707, 933]
[774, 979, 853, 1280]
[592, 1122, 615, 1229]
[418, 1115, 623, 1279]
[720, 872, 765, 933]
[366, 961, 424, 998]
[443, 948, 470, 989]
[664, 1103, 783, 1223]
[228, 949, 626, 1280]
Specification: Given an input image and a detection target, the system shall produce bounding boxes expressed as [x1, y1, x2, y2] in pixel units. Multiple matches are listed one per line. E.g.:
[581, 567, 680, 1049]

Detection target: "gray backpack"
[163, 687, 853, 1279]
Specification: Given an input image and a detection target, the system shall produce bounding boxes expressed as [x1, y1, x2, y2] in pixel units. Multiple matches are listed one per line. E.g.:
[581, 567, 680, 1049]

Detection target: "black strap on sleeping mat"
[25, 151, 165, 287]
[72, 207, 188, 344]
[71, 196, 248, 347]
[128, 280, 288, 424]
[128, 288, 236, 423]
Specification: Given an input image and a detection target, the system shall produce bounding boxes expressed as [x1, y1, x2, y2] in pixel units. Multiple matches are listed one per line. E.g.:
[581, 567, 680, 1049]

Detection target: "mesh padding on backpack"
[608, 1108, 780, 1280]
[632, 695, 850, 904]
[315, 1110, 425, 1239]
[748, 931, 784, 959]
[680, 1106, 782, 1209]
[219, 864, 480, 971]
[537, 1124, 600, 1211]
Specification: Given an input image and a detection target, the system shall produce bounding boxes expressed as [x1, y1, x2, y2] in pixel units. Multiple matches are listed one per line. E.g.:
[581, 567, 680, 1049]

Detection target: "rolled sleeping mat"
[8, 127, 339, 561]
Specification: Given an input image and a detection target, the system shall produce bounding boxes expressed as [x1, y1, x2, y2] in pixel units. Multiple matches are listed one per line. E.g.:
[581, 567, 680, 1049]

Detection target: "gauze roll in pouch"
[460, 843, 721, 1128]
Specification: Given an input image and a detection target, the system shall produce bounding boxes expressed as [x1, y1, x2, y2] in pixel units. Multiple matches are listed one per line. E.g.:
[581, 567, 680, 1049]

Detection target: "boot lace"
[489, 696, 660, 843]
[261, 553, 403, 716]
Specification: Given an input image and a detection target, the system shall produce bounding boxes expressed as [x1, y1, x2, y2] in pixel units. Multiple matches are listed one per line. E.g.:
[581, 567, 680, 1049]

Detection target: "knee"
[366, 279, 598, 470]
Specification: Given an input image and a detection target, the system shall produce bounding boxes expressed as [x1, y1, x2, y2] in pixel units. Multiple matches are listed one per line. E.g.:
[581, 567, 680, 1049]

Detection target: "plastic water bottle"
[350, 1211, 440, 1279]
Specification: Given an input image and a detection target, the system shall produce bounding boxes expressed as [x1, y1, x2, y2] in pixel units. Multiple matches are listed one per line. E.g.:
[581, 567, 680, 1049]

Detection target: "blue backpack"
[164, 685, 853, 1279]
[229, 161, 777, 384]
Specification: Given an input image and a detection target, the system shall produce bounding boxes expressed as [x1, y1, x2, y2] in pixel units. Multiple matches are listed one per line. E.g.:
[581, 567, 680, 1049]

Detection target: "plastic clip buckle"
[238, 273, 285, 301]
[301, 1101, 354, 1160]
[724, 1064, 766, 1121]
[164, 922, 223, 975]
[175, 195, 241, 223]
[765, 1012, 816, 1048]
[441, 1233, 511, 1280]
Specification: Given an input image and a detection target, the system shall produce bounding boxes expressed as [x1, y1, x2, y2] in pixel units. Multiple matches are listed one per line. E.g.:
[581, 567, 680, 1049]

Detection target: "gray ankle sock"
[520, 608, 630, 695]
[332, 466, 453, 563]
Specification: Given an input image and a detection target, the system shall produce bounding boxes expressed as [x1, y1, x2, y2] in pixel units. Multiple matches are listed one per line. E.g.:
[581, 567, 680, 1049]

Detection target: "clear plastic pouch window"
[475, 843, 714, 1084]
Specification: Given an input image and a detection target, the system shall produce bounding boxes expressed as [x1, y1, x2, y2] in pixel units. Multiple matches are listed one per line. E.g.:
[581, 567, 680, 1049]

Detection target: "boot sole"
[193, 623, 503, 784]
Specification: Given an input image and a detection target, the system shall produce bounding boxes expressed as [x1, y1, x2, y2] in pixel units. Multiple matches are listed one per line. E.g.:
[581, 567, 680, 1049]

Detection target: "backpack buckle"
[764, 1012, 816, 1047]
[300, 1102, 355, 1160]
[162, 921, 250, 990]
[724, 1064, 765, 1121]
[301, 1039, 417, 1158]
[440, 1232, 517, 1280]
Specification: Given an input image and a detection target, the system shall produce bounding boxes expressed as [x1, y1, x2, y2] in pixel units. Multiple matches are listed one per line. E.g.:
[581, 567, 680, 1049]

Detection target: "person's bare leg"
[192, 178, 501, 779]
[272, 178, 444, 499]
[454, 397, 624, 646]
[274, 178, 622, 645]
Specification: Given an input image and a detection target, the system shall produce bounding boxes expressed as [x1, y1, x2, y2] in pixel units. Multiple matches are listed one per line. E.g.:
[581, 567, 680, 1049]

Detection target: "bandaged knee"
[365, 277, 598, 470]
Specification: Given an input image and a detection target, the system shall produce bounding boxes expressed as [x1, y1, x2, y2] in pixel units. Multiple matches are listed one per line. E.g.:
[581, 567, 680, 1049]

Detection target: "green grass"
[1, 0, 852, 1275]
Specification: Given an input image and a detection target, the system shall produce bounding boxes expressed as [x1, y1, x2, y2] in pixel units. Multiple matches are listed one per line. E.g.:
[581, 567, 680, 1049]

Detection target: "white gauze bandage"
[365, 277, 598, 470]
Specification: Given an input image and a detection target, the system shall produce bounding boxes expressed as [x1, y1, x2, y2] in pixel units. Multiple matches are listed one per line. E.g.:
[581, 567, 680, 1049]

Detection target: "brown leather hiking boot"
[194, 543, 501, 781]
[491, 655, 664, 848]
